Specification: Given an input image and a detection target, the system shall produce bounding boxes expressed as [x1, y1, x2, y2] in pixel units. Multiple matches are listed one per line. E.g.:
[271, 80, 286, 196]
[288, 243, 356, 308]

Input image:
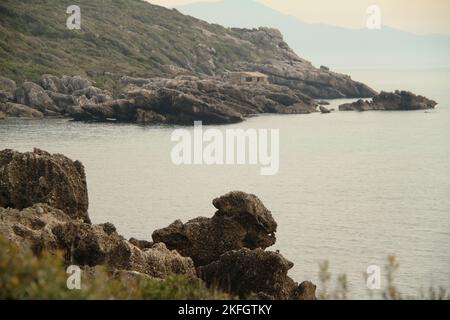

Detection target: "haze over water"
[1, 68, 449, 298]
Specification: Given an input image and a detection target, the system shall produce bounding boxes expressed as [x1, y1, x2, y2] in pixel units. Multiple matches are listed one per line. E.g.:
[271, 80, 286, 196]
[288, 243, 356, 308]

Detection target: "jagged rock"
[40, 74, 92, 94]
[0, 111, 5, 120]
[198, 248, 316, 300]
[72, 86, 112, 103]
[45, 91, 77, 112]
[0, 204, 196, 279]
[319, 106, 331, 114]
[129, 237, 154, 250]
[293, 281, 317, 300]
[339, 99, 372, 111]
[339, 90, 437, 111]
[152, 191, 277, 266]
[0, 148, 90, 223]
[135, 109, 167, 124]
[0, 76, 16, 93]
[0, 77, 16, 102]
[0, 102, 44, 118]
[15, 82, 59, 115]
[71, 74, 322, 125]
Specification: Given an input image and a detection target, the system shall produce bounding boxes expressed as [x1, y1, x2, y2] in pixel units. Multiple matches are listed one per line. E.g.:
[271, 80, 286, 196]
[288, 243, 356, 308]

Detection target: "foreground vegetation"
[318, 257, 449, 300]
[1, 235, 447, 300]
[0, 0, 269, 82]
[0, 236, 226, 300]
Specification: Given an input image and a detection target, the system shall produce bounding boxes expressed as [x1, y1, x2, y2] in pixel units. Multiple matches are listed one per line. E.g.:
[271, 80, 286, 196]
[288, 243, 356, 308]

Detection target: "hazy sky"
[147, 0, 450, 35]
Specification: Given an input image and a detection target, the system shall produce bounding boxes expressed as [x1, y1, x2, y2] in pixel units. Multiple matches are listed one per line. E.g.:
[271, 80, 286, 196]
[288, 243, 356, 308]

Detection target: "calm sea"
[1, 68, 449, 298]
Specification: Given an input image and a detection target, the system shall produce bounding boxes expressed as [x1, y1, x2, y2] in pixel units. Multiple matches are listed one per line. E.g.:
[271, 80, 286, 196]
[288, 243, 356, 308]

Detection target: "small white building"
[228, 72, 270, 85]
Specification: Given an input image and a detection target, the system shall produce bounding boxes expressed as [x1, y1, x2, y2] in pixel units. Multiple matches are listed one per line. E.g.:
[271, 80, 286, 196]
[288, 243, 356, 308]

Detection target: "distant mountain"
[177, 0, 450, 68]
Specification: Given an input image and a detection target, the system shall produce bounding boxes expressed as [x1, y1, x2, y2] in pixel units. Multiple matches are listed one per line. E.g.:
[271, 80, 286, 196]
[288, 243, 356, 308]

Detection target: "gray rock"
[69, 76, 320, 125]
[198, 248, 316, 300]
[0, 102, 44, 118]
[0, 204, 196, 279]
[0, 148, 90, 223]
[46, 91, 77, 112]
[339, 90, 437, 111]
[152, 191, 277, 266]
[15, 82, 59, 115]
[0, 77, 16, 102]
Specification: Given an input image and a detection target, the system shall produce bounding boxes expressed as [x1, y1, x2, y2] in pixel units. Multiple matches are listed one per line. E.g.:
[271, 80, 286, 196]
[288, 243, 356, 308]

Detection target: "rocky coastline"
[339, 90, 438, 112]
[0, 148, 316, 300]
[0, 74, 437, 125]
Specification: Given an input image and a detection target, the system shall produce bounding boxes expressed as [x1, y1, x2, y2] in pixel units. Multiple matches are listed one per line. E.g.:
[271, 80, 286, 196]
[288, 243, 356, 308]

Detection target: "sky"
[146, 0, 450, 35]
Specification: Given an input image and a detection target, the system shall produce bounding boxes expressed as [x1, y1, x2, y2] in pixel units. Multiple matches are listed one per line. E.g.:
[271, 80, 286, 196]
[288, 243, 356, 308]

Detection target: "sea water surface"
[1, 68, 449, 298]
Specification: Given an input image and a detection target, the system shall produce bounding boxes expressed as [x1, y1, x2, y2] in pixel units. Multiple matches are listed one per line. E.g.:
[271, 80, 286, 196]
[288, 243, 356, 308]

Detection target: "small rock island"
[339, 90, 437, 112]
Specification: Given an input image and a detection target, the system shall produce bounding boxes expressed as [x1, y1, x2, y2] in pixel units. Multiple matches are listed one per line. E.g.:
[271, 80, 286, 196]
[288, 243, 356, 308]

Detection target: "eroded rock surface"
[0, 148, 90, 223]
[15, 82, 59, 116]
[152, 191, 277, 266]
[198, 248, 316, 300]
[0, 102, 44, 118]
[0, 204, 195, 279]
[0, 76, 16, 103]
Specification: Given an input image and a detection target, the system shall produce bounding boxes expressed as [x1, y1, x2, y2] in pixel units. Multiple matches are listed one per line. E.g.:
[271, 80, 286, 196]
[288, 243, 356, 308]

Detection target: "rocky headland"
[339, 90, 438, 112]
[0, 71, 368, 125]
[0, 148, 316, 300]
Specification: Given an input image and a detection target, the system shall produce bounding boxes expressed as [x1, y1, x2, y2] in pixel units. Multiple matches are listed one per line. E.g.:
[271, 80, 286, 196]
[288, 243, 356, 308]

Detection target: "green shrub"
[0, 236, 226, 300]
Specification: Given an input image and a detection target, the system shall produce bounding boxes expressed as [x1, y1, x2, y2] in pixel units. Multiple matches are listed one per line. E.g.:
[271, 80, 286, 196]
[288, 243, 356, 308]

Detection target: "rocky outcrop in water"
[198, 248, 316, 300]
[0, 73, 320, 124]
[0, 148, 90, 223]
[153, 191, 316, 300]
[152, 191, 277, 266]
[339, 90, 438, 111]
[319, 106, 331, 114]
[15, 82, 60, 116]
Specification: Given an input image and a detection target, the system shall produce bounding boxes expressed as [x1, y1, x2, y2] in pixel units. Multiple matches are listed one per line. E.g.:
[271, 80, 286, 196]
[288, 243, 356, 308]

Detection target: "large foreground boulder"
[152, 191, 277, 266]
[198, 248, 316, 300]
[0, 204, 196, 279]
[339, 90, 437, 111]
[0, 149, 90, 223]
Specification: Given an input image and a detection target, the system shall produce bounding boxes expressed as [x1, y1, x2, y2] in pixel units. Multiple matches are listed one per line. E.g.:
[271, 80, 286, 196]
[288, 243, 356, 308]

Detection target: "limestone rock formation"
[198, 248, 316, 300]
[15, 82, 59, 116]
[231, 27, 377, 99]
[152, 191, 277, 266]
[0, 76, 16, 103]
[0, 148, 90, 223]
[0, 102, 44, 118]
[0, 204, 196, 279]
[339, 90, 437, 111]
[68, 76, 318, 125]
[0, 148, 316, 298]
